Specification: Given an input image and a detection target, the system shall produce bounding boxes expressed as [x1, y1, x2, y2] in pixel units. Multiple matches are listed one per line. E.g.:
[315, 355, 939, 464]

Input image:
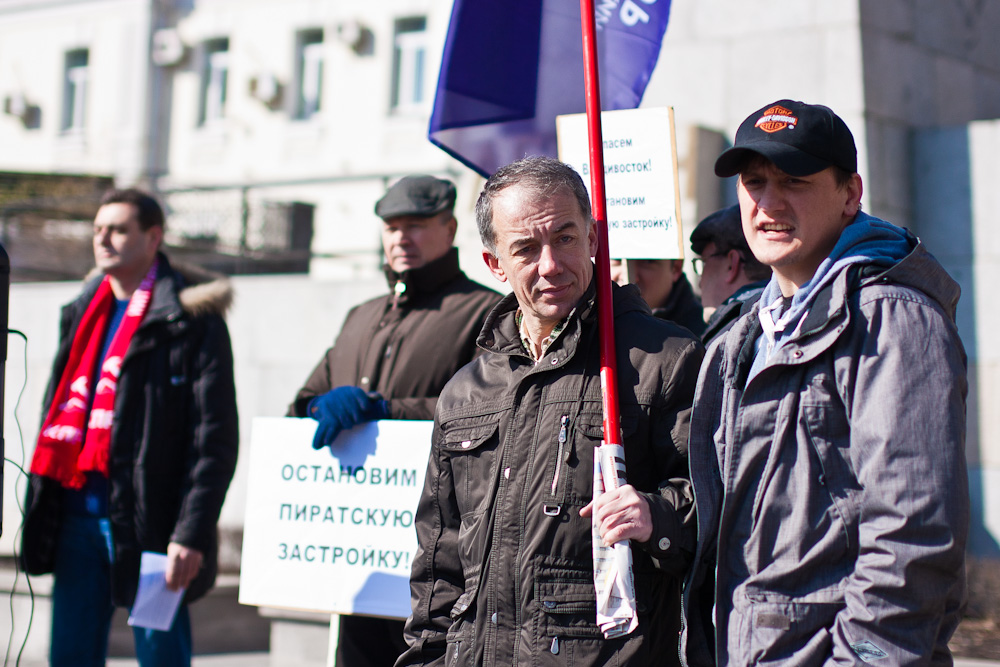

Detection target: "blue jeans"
[51, 515, 192, 667]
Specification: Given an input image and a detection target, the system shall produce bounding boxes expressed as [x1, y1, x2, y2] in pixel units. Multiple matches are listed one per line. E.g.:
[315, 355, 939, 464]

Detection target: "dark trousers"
[336, 615, 407, 667]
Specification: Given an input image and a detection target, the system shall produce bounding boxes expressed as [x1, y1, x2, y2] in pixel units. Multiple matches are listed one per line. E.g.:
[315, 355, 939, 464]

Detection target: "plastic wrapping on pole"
[579, 0, 638, 639]
[592, 443, 639, 638]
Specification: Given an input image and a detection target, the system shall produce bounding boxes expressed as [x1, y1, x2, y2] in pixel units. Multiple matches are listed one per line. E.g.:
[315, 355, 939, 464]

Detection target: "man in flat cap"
[288, 175, 498, 667]
[682, 100, 968, 665]
[689, 204, 770, 343]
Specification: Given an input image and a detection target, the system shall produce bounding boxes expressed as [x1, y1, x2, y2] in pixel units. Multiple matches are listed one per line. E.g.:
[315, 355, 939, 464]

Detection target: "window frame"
[390, 17, 430, 115]
[62, 48, 89, 132]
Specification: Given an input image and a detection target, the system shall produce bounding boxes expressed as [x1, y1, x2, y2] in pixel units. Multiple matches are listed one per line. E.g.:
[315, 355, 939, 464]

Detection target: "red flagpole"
[579, 0, 621, 447]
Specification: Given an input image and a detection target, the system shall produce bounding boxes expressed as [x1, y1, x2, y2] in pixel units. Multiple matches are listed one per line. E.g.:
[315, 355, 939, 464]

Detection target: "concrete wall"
[859, 0, 1000, 228]
[913, 119, 1000, 558]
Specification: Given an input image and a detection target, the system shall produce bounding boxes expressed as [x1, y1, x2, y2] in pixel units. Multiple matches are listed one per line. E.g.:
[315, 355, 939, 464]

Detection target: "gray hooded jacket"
[682, 224, 969, 666]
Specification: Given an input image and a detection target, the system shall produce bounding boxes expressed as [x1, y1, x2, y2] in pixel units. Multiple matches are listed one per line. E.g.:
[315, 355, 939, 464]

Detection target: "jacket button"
[491, 612, 498, 624]
[550, 357, 559, 365]
[360, 376, 369, 385]
[658, 537, 671, 550]
[461, 440, 472, 449]
[504, 467, 511, 479]
[792, 350, 803, 359]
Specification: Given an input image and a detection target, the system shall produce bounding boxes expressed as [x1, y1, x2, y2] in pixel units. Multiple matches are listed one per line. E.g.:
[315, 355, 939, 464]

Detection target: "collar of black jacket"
[382, 246, 461, 305]
[476, 272, 650, 357]
[651, 272, 696, 319]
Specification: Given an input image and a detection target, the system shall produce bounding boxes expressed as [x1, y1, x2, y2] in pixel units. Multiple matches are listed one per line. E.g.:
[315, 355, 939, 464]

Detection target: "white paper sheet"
[128, 551, 185, 632]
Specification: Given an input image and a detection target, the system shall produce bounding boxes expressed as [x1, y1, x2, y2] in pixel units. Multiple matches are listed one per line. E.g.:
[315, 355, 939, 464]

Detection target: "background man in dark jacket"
[689, 204, 770, 343]
[398, 157, 703, 667]
[609, 257, 706, 336]
[21, 188, 239, 666]
[288, 175, 498, 667]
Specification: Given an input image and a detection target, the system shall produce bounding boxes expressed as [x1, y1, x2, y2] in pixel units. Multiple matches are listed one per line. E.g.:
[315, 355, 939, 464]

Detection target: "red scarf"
[31, 261, 158, 489]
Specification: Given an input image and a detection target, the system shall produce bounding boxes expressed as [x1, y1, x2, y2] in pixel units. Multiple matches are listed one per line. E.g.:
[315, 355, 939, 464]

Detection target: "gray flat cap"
[375, 175, 457, 220]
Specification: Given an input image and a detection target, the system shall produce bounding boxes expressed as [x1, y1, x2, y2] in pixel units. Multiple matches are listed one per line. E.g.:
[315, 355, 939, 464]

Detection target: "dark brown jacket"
[21, 255, 239, 607]
[288, 248, 499, 420]
[398, 280, 703, 667]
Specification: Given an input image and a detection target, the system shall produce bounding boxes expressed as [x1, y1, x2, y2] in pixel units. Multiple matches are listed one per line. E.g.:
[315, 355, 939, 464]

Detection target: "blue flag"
[429, 0, 672, 177]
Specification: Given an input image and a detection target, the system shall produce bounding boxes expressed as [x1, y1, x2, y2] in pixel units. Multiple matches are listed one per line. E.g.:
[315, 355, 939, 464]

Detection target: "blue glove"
[307, 386, 391, 450]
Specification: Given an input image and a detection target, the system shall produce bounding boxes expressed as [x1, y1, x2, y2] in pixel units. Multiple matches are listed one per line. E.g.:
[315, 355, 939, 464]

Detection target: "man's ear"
[444, 214, 458, 244]
[587, 221, 598, 258]
[147, 225, 164, 253]
[669, 259, 684, 282]
[725, 250, 743, 285]
[483, 248, 507, 283]
[843, 173, 863, 219]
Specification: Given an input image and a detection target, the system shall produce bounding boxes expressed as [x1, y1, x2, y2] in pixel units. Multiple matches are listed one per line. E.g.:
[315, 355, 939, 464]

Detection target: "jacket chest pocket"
[440, 417, 501, 519]
[566, 408, 640, 503]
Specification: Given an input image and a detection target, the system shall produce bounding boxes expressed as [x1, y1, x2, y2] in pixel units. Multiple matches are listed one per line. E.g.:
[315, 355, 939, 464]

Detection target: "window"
[199, 38, 229, 126]
[295, 29, 324, 120]
[62, 49, 89, 131]
[390, 17, 429, 114]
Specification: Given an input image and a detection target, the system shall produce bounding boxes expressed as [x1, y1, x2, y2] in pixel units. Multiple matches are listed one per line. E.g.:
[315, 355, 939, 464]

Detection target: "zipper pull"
[392, 280, 406, 309]
[550, 637, 560, 655]
[550, 415, 570, 496]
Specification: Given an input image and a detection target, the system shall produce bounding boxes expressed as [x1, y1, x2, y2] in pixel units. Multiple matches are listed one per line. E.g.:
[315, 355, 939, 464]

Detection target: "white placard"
[238, 417, 434, 619]
[557, 107, 683, 259]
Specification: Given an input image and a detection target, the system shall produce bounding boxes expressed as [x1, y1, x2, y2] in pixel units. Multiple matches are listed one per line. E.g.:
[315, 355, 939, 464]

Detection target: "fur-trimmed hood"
[171, 261, 234, 318]
[84, 255, 233, 318]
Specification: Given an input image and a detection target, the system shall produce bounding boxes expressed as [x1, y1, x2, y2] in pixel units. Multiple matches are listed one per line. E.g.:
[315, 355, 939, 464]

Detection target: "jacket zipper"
[544, 415, 569, 516]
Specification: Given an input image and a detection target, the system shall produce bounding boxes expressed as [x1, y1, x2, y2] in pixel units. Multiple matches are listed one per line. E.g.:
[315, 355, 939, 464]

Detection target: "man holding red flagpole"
[21, 188, 239, 666]
[398, 157, 702, 667]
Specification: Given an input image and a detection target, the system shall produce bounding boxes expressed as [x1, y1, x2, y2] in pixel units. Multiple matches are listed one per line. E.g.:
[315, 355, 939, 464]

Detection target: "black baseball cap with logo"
[375, 175, 457, 220]
[714, 99, 857, 178]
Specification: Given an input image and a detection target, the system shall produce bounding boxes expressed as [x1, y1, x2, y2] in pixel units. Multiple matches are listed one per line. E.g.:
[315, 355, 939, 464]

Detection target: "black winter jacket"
[652, 273, 706, 337]
[398, 280, 703, 667]
[21, 254, 239, 607]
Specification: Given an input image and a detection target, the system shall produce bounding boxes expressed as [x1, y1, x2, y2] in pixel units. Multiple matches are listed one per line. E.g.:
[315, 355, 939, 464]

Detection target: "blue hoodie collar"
[749, 211, 914, 378]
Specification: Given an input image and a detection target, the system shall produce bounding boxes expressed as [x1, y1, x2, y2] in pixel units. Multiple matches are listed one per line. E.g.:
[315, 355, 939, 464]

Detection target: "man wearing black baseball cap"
[682, 100, 969, 665]
[287, 175, 498, 667]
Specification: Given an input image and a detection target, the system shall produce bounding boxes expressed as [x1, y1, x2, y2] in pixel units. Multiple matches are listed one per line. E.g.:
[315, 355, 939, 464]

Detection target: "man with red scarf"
[21, 188, 239, 667]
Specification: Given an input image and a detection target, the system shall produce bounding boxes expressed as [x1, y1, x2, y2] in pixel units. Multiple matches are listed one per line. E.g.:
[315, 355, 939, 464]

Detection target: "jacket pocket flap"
[578, 409, 639, 440]
[449, 589, 476, 619]
[533, 562, 602, 638]
[534, 563, 597, 613]
[440, 420, 499, 453]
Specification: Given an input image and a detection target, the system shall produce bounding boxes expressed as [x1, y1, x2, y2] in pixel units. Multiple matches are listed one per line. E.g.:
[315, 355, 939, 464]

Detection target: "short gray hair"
[475, 156, 592, 253]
